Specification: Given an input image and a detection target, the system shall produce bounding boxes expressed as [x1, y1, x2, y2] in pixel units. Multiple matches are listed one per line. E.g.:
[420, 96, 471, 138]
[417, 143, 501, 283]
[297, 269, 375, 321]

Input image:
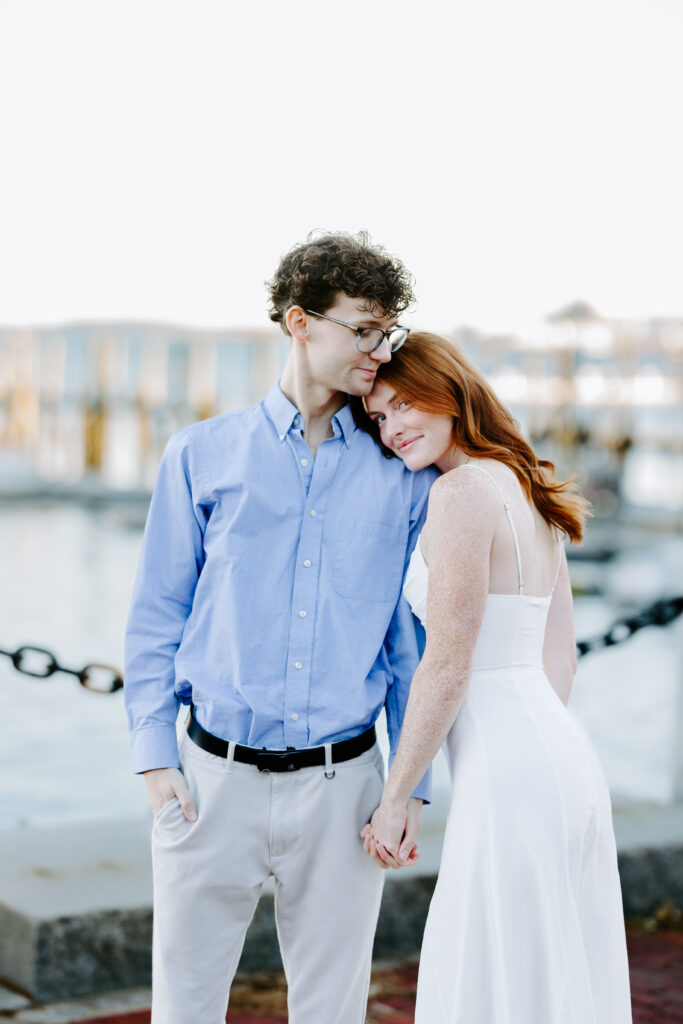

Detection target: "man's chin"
[346, 376, 375, 398]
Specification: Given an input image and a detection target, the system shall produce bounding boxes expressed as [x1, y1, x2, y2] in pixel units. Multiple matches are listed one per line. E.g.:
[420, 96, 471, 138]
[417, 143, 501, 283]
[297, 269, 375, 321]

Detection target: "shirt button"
[301, 458, 308, 466]
[303, 559, 311, 567]
[310, 509, 317, 517]
[291, 712, 299, 721]
[299, 610, 307, 618]
[294, 661, 302, 670]
[279, 433, 285, 441]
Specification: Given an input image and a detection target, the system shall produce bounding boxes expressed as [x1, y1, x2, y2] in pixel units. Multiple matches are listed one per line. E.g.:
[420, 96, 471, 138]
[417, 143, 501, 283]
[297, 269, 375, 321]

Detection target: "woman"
[356, 333, 632, 1023]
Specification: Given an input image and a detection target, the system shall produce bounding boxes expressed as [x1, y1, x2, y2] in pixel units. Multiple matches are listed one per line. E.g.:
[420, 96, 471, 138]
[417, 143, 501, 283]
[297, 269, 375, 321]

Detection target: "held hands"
[361, 796, 422, 869]
[143, 766, 197, 822]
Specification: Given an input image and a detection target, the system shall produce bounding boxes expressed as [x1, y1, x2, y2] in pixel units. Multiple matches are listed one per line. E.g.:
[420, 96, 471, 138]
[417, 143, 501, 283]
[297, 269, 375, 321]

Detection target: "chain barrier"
[576, 595, 683, 657]
[0, 644, 123, 693]
[1, 594, 682, 692]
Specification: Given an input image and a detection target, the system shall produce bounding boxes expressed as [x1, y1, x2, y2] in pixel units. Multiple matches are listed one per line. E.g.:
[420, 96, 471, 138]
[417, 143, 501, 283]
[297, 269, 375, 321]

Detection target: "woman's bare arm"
[369, 471, 494, 855]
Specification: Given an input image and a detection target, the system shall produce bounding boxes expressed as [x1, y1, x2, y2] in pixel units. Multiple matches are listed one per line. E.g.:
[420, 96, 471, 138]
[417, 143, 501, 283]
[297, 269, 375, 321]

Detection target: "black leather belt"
[186, 707, 376, 773]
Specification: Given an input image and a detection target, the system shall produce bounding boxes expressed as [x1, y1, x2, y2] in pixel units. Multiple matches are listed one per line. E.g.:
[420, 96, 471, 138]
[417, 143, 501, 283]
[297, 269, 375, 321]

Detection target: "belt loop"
[225, 740, 236, 774]
[324, 742, 335, 780]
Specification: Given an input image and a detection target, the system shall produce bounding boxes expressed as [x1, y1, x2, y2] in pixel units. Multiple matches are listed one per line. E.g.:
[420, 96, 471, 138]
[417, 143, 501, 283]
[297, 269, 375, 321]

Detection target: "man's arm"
[124, 429, 208, 777]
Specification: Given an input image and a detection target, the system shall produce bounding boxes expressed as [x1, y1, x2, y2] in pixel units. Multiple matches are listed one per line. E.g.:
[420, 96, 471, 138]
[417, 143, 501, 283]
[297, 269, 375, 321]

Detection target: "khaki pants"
[151, 729, 385, 1024]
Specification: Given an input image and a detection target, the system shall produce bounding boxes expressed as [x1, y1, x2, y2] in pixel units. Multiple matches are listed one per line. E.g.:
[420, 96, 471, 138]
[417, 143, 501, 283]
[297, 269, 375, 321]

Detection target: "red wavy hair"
[352, 331, 590, 542]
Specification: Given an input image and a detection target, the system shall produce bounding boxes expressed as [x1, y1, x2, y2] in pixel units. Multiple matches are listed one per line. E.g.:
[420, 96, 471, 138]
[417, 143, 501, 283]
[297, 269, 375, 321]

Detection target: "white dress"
[403, 465, 632, 1024]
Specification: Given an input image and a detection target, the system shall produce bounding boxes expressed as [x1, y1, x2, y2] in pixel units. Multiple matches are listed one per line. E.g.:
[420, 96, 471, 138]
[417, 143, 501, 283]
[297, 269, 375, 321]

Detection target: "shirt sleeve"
[124, 429, 208, 773]
[383, 465, 438, 803]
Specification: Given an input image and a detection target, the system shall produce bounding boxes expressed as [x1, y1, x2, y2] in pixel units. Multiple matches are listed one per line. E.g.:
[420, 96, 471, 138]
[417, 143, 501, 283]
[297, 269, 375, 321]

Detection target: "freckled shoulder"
[426, 466, 501, 534]
[428, 464, 499, 504]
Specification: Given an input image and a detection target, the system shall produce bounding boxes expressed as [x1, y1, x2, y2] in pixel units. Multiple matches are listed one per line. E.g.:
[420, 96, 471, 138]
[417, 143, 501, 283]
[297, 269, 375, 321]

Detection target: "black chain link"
[1, 595, 681, 692]
[576, 596, 683, 657]
[0, 644, 123, 693]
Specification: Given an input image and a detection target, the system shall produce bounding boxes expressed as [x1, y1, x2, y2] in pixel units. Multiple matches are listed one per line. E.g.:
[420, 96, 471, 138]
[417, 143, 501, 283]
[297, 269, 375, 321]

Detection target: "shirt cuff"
[130, 724, 181, 774]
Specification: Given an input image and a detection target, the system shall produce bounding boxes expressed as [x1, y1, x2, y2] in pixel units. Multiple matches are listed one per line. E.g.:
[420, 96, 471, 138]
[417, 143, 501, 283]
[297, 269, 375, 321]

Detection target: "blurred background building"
[458, 303, 683, 527]
[0, 322, 287, 493]
[1, 304, 681, 523]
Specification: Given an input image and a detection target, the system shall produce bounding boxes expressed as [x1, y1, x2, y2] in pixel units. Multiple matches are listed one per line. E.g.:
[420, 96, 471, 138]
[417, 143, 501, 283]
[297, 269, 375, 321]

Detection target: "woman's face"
[365, 380, 456, 471]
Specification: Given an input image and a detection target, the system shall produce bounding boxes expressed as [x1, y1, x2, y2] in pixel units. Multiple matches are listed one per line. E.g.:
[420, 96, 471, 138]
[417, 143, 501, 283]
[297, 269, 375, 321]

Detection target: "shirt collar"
[331, 402, 357, 446]
[264, 383, 300, 441]
[264, 383, 358, 447]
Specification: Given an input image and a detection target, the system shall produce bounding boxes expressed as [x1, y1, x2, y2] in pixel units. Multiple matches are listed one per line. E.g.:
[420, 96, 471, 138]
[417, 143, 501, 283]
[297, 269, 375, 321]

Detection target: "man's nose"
[369, 337, 392, 364]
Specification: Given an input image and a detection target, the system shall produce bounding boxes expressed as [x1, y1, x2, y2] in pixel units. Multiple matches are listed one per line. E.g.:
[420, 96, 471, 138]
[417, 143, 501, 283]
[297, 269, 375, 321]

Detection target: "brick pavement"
[8, 931, 681, 1023]
[628, 932, 683, 1023]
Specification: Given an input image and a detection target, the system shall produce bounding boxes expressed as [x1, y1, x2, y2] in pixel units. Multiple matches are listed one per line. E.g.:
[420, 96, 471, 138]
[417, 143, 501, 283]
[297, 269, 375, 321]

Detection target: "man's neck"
[279, 360, 348, 458]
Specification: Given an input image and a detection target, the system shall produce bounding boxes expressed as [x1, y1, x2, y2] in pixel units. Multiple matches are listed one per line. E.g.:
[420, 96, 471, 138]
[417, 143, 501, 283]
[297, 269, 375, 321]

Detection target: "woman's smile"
[397, 434, 422, 452]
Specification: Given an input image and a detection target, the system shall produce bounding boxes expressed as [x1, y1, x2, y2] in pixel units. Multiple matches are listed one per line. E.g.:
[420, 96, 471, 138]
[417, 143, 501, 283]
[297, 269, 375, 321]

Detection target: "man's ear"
[285, 306, 309, 345]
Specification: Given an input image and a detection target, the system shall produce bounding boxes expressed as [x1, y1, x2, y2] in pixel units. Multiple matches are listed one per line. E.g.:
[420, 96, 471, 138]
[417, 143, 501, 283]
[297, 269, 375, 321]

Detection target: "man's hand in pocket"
[144, 767, 197, 821]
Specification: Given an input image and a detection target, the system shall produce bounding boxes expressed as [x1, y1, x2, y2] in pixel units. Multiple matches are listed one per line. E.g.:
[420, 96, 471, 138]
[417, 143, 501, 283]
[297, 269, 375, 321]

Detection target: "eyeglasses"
[305, 310, 410, 354]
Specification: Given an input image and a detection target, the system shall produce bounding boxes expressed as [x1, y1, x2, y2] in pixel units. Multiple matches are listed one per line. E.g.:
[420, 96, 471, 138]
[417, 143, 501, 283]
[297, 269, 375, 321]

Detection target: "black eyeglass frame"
[304, 309, 410, 354]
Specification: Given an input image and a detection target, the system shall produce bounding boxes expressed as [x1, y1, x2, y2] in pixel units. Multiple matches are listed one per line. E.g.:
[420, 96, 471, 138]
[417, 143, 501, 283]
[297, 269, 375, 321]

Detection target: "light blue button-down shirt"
[124, 384, 436, 799]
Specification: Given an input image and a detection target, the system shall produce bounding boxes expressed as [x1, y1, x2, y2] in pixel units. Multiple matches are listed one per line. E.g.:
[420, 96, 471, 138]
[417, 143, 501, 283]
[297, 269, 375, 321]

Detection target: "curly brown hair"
[266, 230, 415, 334]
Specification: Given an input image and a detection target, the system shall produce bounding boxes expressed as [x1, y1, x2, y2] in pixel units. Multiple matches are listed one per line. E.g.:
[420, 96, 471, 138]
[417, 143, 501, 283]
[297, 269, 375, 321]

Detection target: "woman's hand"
[361, 797, 422, 869]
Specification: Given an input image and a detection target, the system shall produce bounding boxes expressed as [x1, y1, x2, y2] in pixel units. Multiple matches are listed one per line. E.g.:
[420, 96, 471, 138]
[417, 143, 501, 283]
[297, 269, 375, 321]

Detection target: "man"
[124, 231, 436, 1024]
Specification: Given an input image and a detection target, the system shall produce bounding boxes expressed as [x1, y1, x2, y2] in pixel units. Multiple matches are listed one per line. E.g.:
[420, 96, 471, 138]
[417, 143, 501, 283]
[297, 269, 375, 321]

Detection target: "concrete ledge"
[1, 803, 682, 1003]
[619, 847, 683, 917]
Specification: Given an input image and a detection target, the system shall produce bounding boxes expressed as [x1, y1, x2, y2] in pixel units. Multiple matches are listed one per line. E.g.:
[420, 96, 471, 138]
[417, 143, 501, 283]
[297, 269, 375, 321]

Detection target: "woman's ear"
[285, 306, 309, 345]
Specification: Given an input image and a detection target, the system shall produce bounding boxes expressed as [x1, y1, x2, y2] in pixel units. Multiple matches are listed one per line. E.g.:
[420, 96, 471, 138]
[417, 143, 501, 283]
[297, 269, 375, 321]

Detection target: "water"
[0, 502, 681, 830]
[0, 502, 148, 828]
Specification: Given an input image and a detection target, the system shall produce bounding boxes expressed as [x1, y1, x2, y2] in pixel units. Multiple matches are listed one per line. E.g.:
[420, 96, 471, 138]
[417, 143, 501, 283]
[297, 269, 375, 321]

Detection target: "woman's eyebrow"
[367, 391, 397, 415]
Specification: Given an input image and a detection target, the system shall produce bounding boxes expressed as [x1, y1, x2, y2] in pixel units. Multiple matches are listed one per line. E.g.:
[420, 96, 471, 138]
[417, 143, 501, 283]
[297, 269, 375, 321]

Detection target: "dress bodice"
[403, 464, 562, 672]
[404, 535, 554, 670]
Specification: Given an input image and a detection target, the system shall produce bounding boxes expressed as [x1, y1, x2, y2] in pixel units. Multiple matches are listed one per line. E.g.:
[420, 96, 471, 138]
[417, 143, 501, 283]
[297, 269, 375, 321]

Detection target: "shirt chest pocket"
[331, 519, 407, 603]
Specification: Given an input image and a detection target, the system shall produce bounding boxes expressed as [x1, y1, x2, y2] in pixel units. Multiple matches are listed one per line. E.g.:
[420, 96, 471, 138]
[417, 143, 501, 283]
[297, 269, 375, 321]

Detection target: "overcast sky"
[1, 0, 682, 334]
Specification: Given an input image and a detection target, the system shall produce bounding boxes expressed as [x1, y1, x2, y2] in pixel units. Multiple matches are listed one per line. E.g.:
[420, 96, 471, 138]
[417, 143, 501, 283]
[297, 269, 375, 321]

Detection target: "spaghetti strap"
[458, 464, 524, 596]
